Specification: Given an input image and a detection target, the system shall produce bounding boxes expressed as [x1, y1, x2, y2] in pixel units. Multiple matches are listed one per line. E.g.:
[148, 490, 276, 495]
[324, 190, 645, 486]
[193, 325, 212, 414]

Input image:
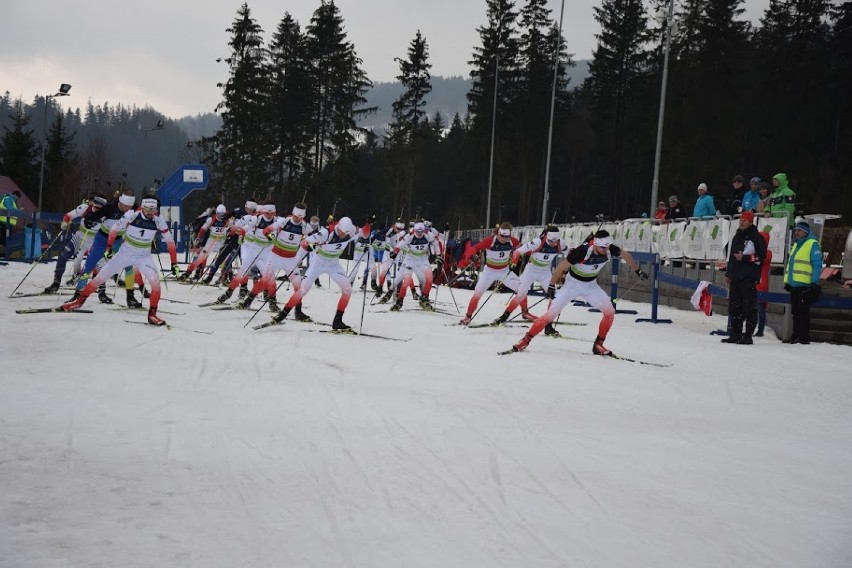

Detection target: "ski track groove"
[386, 415, 536, 562]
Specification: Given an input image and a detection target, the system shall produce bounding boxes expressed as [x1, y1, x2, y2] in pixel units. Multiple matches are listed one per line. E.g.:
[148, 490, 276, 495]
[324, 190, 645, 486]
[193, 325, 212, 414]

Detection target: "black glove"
[171, 263, 181, 277]
[389, 251, 398, 260]
[635, 268, 649, 280]
[429, 254, 436, 264]
[103, 248, 115, 260]
[436, 256, 444, 267]
[444, 223, 451, 231]
[784, 283, 792, 292]
[546, 284, 556, 299]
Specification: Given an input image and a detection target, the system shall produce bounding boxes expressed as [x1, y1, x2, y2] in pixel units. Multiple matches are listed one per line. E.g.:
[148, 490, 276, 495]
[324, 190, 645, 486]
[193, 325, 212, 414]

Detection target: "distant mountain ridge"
[358, 62, 590, 133]
[176, 62, 590, 138]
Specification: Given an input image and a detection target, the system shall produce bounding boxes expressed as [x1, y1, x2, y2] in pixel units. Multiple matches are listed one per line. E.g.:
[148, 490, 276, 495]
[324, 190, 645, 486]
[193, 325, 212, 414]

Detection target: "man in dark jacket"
[722, 211, 767, 344]
[665, 195, 688, 220]
[726, 174, 747, 215]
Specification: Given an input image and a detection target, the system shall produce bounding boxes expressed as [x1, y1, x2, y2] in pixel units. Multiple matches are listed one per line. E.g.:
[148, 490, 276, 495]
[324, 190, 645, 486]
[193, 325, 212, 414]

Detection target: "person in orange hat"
[721, 211, 767, 344]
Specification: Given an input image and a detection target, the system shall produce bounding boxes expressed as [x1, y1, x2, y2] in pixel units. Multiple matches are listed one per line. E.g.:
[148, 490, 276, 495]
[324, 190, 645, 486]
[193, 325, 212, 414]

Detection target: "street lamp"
[541, 0, 566, 225]
[37, 83, 72, 215]
[649, 0, 675, 218]
[485, 15, 506, 231]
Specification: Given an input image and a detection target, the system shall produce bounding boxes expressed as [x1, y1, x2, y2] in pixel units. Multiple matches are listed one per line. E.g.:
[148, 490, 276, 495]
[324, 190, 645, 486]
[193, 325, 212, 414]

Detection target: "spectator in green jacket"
[766, 173, 797, 226]
[1, 190, 21, 248]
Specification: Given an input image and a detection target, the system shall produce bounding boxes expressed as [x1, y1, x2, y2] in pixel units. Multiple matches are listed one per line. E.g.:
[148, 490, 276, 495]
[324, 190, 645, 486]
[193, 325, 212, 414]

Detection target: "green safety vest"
[1, 195, 18, 225]
[784, 238, 816, 285]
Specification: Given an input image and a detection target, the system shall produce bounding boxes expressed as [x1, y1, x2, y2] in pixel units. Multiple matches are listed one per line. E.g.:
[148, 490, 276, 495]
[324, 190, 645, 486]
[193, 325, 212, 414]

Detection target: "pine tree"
[216, 3, 272, 200]
[268, 12, 314, 202]
[754, 0, 832, 187]
[305, 0, 372, 180]
[467, 0, 520, 226]
[43, 110, 77, 212]
[1, 100, 40, 197]
[829, 0, 852, 214]
[386, 30, 433, 217]
[587, 0, 651, 217]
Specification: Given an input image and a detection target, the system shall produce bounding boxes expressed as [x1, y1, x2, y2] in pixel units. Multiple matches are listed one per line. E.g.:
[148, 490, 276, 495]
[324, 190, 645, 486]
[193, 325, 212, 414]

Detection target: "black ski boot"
[44, 281, 61, 294]
[126, 289, 143, 309]
[202, 274, 214, 285]
[492, 311, 510, 325]
[315, 278, 323, 288]
[267, 297, 281, 313]
[544, 323, 560, 337]
[419, 297, 433, 311]
[237, 294, 256, 309]
[390, 298, 403, 311]
[294, 303, 312, 322]
[271, 306, 291, 324]
[97, 286, 114, 304]
[238, 285, 249, 300]
[379, 289, 394, 304]
[216, 288, 234, 304]
[332, 310, 351, 331]
[142, 287, 150, 299]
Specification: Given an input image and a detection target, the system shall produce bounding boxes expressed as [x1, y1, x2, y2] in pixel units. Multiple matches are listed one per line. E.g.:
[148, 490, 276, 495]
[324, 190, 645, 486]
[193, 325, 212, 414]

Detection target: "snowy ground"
[1, 257, 851, 568]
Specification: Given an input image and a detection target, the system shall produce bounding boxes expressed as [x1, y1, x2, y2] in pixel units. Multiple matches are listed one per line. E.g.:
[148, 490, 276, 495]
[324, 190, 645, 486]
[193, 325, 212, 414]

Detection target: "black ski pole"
[8, 228, 67, 297]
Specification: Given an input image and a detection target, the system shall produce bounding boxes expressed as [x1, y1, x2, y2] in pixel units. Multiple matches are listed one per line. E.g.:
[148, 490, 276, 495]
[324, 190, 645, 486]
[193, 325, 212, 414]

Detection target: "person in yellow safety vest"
[783, 221, 822, 344]
[0, 190, 21, 249]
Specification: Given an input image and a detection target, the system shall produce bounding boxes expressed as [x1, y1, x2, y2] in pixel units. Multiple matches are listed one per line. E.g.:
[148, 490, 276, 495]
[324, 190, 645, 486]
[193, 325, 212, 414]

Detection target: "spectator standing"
[693, 183, 717, 218]
[756, 181, 772, 214]
[654, 201, 668, 220]
[741, 177, 762, 213]
[783, 221, 822, 344]
[726, 175, 747, 215]
[767, 173, 797, 226]
[721, 211, 767, 344]
[0, 190, 21, 249]
[665, 195, 687, 220]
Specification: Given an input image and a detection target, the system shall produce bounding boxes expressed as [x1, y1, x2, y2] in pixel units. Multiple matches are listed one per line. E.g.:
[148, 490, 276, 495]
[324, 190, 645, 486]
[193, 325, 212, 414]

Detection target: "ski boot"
[147, 308, 166, 326]
[202, 274, 214, 285]
[237, 294, 256, 309]
[216, 288, 234, 304]
[267, 297, 281, 313]
[419, 297, 434, 311]
[271, 306, 291, 324]
[378, 289, 394, 304]
[390, 298, 403, 311]
[126, 290, 143, 309]
[513, 334, 533, 352]
[294, 304, 312, 322]
[544, 323, 560, 337]
[459, 314, 472, 326]
[61, 293, 85, 312]
[98, 287, 114, 304]
[592, 336, 612, 356]
[332, 310, 351, 331]
[238, 285, 249, 300]
[142, 287, 150, 299]
[492, 311, 510, 325]
[44, 281, 61, 294]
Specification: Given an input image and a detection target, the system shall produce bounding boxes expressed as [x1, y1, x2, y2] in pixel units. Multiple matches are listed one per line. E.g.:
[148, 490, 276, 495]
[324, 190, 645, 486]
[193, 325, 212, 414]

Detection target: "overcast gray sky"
[2, 0, 769, 119]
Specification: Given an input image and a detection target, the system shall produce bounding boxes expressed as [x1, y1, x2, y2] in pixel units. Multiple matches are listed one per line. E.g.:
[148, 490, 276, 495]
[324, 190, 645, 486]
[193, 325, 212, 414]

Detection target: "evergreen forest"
[2, 0, 851, 229]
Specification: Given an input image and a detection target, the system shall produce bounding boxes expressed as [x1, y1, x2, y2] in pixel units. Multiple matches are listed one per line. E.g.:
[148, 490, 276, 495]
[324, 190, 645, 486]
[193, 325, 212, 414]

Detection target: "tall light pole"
[485, 16, 505, 230]
[143, 119, 165, 192]
[37, 83, 71, 215]
[649, 0, 675, 218]
[541, 0, 566, 225]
